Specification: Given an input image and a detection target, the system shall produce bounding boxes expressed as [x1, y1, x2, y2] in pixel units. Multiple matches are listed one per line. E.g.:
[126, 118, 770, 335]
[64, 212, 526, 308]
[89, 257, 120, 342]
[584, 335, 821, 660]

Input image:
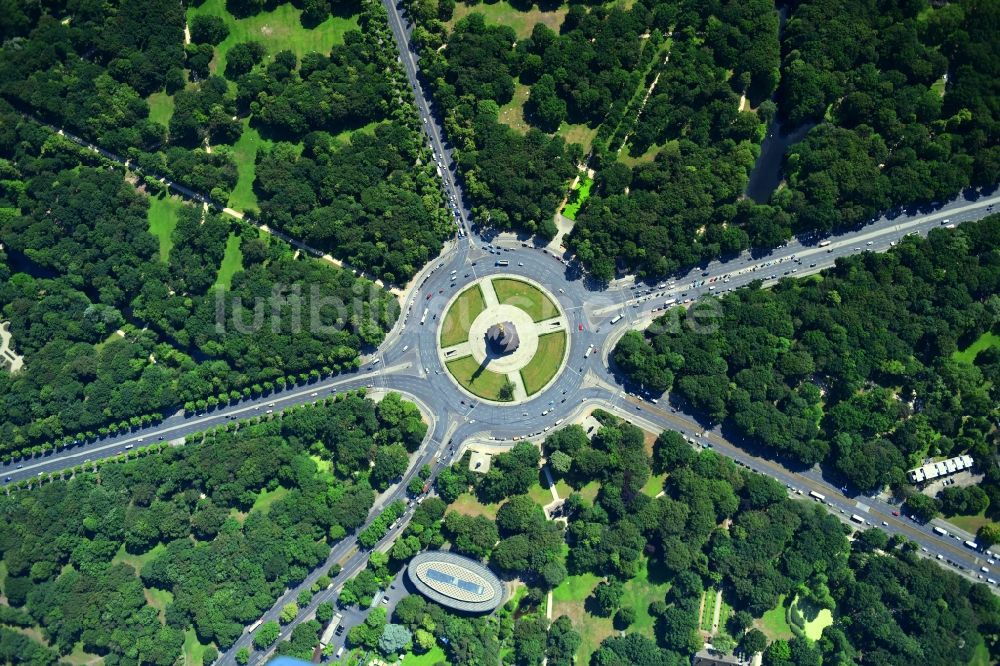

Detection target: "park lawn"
[63, 642, 103, 666]
[968, 641, 990, 666]
[112, 542, 167, 574]
[757, 594, 793, 641]
[954, 331, 1000, 364]
[404, 645, 448, 666]
[441, 285, 487, 347]
[182, 627, 215, 666]
[145, 587, 174, 623]
[931, 75, 947, 98]
[499, 83, 531, 133]
[492, 278, 559, 322]
[250, 485, 290, 514]
[147, 194, 186, 261]
[619, 138, 679, 168]
[446, 355, 511, 400]
[641, 473, 666, 497]
[332, 119, 383, 145]
[558, 122, 599, 153]
[528, 479, 555, 507]
[557, 479, 599, 504]
[520, 331, 567, 395]
[448, 1, 568, 39]
[449, 492, 500, 520]
[551, 572, 612, 663]
[948, 509, 996, 534]
[717, 597, 732, 634]
[790, 595, 833, 640]
[311, 454, 333, 474]
[186, 0, 360, 75]
[562, 176, 593, 220]
[214, 232, 244, 289]
[226, 120, 273, 213]
[620, 558, 671, 637]
[147, 91, 175, 127]
[700, 590, 717, 631]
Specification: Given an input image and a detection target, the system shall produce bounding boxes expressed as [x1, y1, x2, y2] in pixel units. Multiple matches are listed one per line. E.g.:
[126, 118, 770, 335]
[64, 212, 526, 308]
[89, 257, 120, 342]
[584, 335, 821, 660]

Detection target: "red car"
[578, 324, 584, 331]
[891, 510, 900, 516]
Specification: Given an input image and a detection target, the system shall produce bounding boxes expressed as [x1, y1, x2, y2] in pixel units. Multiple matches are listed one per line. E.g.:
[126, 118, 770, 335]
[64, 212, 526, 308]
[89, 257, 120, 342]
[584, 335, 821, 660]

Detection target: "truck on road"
[809, 491, 826, 502]
[934, 526, 949, 537]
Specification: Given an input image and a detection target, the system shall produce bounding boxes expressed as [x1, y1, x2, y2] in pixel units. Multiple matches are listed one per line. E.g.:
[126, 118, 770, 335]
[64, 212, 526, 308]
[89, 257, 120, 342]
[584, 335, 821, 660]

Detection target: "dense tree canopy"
[0, 119, 397, 459]
[0, 392, 423, 662]
[614, 216, 1000, 491]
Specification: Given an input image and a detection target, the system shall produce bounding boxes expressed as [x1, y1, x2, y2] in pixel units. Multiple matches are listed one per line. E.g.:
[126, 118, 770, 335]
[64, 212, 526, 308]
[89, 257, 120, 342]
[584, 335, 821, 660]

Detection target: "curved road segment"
[3, 1, 1000, 662]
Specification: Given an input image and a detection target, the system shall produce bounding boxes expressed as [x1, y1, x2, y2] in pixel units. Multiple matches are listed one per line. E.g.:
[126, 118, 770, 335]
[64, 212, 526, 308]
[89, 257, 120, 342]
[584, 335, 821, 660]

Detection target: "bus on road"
[610, 314, 623, 325]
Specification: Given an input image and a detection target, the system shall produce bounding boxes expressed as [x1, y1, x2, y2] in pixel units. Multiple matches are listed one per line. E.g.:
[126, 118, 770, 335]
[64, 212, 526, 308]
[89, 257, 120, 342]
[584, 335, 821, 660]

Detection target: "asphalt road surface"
[3, 2, 1000, 663]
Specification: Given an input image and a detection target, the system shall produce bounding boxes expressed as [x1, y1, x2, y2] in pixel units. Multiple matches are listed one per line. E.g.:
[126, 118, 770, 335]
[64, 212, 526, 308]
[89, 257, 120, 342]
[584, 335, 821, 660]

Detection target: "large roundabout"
[437, 275, 570, 403]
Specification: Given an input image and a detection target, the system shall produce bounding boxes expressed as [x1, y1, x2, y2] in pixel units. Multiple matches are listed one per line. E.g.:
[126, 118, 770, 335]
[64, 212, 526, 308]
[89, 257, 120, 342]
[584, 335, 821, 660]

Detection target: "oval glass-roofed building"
[408, 551, 505, 613]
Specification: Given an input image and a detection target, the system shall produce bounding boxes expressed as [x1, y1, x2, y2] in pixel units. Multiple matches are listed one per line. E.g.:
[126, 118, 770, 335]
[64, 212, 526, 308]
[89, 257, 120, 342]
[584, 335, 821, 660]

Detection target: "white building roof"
[908, 454, 974, 483]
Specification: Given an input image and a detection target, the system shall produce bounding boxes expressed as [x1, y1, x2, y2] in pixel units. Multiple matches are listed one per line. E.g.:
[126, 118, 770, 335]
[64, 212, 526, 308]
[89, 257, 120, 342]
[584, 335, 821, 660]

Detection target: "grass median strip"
[520, 331, 566, 395]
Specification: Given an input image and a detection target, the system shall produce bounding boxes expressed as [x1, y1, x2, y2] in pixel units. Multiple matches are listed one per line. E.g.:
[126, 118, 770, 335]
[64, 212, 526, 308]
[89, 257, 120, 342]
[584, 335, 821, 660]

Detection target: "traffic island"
[439, 276, 569, 403]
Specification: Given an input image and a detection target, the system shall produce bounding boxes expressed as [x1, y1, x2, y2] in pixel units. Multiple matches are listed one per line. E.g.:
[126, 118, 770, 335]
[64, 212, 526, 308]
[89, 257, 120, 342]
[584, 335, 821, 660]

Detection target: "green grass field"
[183, 627, 215, 666]
[112, 542, 166, 574]
[226, 120, 273, 212]
[311, 454, 332, 474]
[448, 0, 568, 38]
[147, 91, 176, 127]
[931, 75, 947, 98]
[758, 594, 793, 641]
[498, 83, 531, 133]
[551, 558, 670, 662]
[147, 195, 186, 261]
[250, 485, 290, 514]
[64, 642, 103, 666]
[403, 645, 448, 666]
[441, 285, 487, 347]
[948, 509, 996, 534]
[641, 473, 666, 497]
[700, 589, 717, 631]
[214, 232, 244, 289]
[968, 641, 990, 666]
[562, 176, 593, 220]
[527, 480, 555, 507]
[492, 278, 559, 322]
[954, 331, 1000, 364]
[790, 596, 833, 640]
[145, 587, 174, 623]
[449, 492, 500, 520]
[186, 0, 361, 75]
[520, 331, 566, 395]
[619, 559, 671, 636]
[446, 355, 512, 401]
[717, 597, 732, 634]
[556, 478, 599, 504]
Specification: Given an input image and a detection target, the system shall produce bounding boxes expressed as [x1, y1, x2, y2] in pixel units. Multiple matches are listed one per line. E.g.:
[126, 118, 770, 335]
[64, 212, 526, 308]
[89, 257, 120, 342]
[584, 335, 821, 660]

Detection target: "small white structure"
[908, 454, 974, 483]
